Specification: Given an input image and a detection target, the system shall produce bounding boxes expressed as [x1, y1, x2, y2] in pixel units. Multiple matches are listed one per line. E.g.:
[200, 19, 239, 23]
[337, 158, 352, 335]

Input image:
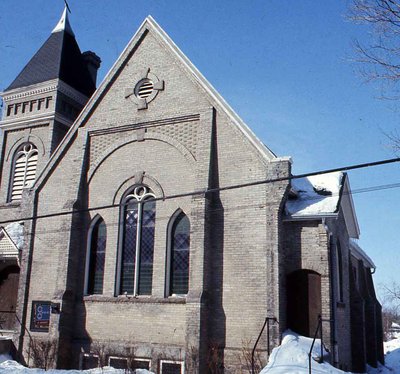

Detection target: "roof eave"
[340, 175, 360, 239]
[283, 213, 338, 221]
[350, 240, 375, 269]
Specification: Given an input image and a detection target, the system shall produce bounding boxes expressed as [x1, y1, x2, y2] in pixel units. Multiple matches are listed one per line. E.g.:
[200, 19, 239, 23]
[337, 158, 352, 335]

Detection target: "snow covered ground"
[261, 331, 400, 374]
[0, 355, 154, 373]
[1, 332, 400, 373]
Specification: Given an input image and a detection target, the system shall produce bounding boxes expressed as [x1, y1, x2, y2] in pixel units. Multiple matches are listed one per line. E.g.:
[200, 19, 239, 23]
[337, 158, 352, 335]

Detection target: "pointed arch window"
[119, 185, 156, 296]
[167, 211, 190, 296]
[336, 240, 344, 302]
[9, 143, 38, 202]
[85, 217, 107, 295]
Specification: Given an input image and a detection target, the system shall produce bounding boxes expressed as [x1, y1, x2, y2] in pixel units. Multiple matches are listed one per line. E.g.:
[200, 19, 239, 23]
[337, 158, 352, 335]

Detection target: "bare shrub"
[90, 341, 111, 368]
[238, 338, 265, 374]
[28, 338, 57, 370]
[185, 345, 199, 373]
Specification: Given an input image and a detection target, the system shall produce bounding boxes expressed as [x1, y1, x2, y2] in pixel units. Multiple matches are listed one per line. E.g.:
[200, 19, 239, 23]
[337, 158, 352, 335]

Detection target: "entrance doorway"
[286, 269, 322, 337]
[0, 265, 20, 330]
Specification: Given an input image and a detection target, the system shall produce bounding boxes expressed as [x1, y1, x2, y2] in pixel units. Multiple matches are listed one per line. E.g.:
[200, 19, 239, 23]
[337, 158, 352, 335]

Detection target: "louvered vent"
[10, 143, 38, 202]
[135, 79, 154, 99]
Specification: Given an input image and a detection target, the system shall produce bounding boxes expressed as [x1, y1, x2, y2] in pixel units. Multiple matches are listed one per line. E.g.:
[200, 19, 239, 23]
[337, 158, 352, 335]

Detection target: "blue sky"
[1, 1, 399, 299]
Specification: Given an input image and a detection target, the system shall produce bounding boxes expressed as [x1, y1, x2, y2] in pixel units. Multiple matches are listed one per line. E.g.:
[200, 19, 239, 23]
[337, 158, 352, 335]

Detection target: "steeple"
[0, 7, 101, 198]
[52, 6, 75, 37]
[5, 7, 99, 97]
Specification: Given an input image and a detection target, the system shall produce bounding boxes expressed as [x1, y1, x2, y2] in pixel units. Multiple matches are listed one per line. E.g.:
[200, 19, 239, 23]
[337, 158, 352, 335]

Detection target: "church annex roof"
[285, 171, 360, 238]
[285, 171, 344, 217]
[5, 8, 95, 97]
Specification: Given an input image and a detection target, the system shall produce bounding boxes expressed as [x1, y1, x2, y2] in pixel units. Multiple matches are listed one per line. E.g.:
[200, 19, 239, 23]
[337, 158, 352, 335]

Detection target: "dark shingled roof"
[6, 28, 96, 97]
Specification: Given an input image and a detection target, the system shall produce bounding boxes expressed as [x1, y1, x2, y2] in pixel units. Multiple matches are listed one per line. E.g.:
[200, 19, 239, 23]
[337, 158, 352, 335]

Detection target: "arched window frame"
[84, 215, 107, 295]
[8, 142, 38, 202]
[116, 185, 156, 296]
[336, 240, 344, 302]
[165, 209, 190, 297]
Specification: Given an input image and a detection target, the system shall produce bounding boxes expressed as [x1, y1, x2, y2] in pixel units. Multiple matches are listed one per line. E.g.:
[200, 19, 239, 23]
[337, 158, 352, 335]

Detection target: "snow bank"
[0, 357, 154, 374]
[286, 172, 342, 216]
[260, 331, 400, 374]
[260, 331, 346, 374]
[376, 337, 400, 374]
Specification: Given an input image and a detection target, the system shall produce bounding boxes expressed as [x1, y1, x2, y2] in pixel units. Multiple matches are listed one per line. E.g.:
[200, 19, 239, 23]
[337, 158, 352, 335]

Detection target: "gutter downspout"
[323, 218, 337, 367]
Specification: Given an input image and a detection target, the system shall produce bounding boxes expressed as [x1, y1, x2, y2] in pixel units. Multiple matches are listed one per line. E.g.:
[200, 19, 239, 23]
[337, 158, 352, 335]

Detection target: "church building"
[0, 9, 383, 373]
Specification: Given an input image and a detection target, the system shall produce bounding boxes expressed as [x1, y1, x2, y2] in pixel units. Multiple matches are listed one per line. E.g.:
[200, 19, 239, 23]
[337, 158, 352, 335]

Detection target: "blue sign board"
[30, 301, 51, 332]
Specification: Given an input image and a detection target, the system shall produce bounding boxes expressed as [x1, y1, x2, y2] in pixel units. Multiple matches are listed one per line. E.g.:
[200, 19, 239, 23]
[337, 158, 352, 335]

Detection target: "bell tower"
[0, 7, 101, 203]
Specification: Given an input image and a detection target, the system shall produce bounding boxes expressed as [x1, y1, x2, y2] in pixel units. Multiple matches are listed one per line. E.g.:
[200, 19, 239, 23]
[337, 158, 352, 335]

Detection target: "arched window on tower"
[118, 185, 156, 296]
[9, 143, 38, 202]
[85, 216, 107, 295]
[166, 211, 190, 296]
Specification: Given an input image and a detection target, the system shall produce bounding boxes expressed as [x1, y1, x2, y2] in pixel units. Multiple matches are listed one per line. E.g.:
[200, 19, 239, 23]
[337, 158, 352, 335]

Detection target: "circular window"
[135, 78, 154, 99]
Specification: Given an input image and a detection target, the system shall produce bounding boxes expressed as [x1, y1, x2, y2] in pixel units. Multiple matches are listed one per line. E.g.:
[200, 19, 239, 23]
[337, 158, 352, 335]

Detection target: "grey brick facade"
[0, 12, 382, 373]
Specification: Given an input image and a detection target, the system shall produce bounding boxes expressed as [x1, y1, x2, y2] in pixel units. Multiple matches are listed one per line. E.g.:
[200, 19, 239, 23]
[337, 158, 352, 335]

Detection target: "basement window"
[160, 360, 184, 374]
[81, 354, 99, 369]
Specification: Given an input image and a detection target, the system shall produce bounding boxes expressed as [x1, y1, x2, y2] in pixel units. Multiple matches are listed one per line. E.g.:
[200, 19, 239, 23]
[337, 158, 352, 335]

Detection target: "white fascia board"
[283, 213, 338, 221]
[340, 177, 360, 239]
[1, 80, 59, 101]
[350, 240, 375, 269]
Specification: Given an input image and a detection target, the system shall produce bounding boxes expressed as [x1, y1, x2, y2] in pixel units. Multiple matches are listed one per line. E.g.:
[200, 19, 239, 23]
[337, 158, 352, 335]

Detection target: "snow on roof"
[285, 172, 343, 217]
[4, 222, 24, 250]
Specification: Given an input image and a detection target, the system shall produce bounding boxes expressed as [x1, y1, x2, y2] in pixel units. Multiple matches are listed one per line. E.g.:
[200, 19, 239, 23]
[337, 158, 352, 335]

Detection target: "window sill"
[0, 202, 21, 209]
[83, 295, 186, 304]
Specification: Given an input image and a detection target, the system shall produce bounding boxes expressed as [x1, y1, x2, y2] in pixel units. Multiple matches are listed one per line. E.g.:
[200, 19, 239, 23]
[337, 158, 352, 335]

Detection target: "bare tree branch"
[349, 0, 400, 90]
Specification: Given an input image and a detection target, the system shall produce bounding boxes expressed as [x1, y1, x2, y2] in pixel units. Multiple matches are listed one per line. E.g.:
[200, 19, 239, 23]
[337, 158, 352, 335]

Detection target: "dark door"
[287, 270, 322, 337]
[0, 265, 20, 330]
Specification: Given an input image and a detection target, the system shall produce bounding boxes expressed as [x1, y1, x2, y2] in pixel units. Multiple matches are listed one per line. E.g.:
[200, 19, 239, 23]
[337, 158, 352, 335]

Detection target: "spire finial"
[52, 6, 75, 36]
[64, 0, 72, 13]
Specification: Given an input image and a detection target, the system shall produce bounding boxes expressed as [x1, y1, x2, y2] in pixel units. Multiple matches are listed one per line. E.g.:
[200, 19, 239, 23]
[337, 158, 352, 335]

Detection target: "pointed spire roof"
[5, 7, 96, 97]
[52, 7, 75, 36]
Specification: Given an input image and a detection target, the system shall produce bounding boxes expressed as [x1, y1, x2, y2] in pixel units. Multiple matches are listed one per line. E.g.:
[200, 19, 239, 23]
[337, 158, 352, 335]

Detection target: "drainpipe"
[322, 218, 337, 367]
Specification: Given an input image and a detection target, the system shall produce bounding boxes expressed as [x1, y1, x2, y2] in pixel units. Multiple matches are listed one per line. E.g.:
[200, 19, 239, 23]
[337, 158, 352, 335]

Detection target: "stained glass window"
[169, 212, 190, 295]
[120, 185, 156, 295]
[87, 218, 106, 295]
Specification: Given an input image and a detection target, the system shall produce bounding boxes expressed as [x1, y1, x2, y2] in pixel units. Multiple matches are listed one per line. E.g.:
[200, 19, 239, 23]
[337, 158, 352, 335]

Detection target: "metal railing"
[251, 317, 278, 374]
[308, 315, 332, 374]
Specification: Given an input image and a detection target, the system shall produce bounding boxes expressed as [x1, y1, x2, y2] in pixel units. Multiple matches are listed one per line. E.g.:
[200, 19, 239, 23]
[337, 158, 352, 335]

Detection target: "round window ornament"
[125, 68, 164, 110]
[135, 78, 154, 99]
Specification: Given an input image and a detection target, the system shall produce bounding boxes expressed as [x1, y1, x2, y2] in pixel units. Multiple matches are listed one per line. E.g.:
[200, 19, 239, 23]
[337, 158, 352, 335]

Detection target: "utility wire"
[0, 157, 399, 226]
[11, 179, 400, 238]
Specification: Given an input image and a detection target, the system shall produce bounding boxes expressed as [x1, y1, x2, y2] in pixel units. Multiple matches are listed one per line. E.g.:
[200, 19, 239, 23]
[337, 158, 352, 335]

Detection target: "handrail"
[251, 317, 278, 374]
[308, 315, 333, 374]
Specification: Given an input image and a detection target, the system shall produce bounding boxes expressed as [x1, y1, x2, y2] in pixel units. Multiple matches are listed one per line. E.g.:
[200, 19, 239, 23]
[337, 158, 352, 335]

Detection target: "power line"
[0, 157, 399, 226]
